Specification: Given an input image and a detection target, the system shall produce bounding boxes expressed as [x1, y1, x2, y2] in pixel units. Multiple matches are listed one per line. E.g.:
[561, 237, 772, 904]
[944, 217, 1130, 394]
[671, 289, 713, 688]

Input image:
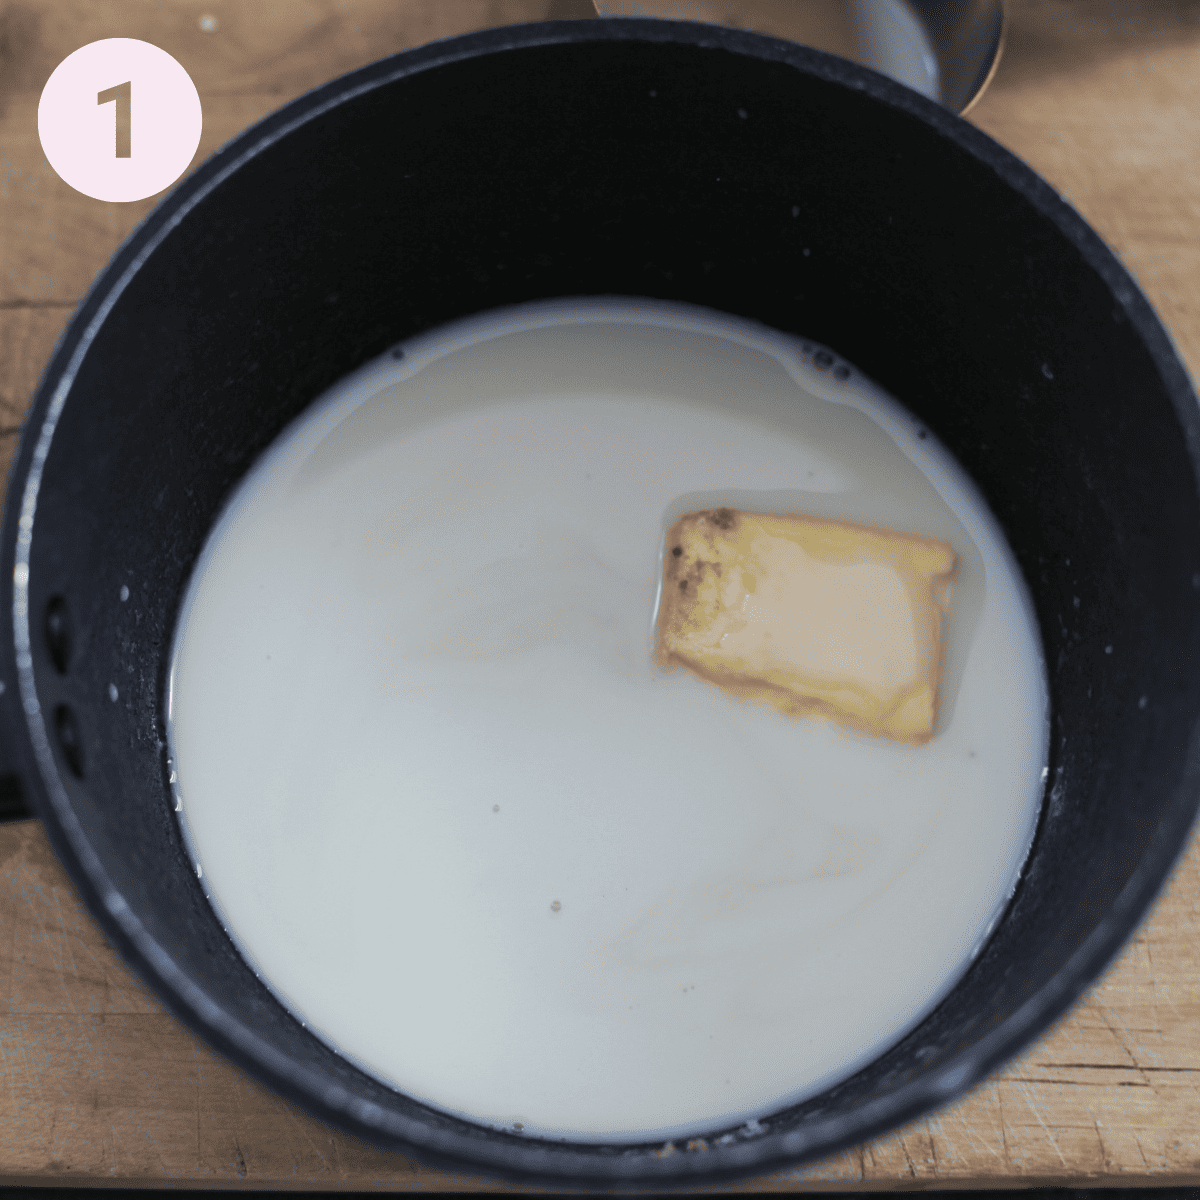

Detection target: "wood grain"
[4, 0, 1200, 1189]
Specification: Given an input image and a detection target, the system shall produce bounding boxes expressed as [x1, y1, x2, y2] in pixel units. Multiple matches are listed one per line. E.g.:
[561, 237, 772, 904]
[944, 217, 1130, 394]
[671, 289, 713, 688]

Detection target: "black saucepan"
[3, 19, 1199, 1190]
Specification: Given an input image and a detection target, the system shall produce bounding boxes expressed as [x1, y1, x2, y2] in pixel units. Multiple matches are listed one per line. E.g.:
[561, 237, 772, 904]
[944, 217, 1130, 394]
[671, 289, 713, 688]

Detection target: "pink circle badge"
[39, 39, 203, 203]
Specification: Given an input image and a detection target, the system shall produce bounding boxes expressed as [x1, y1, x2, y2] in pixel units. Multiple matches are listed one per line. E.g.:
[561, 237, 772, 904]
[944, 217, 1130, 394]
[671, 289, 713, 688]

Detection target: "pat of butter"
[655, 509, 957, 743]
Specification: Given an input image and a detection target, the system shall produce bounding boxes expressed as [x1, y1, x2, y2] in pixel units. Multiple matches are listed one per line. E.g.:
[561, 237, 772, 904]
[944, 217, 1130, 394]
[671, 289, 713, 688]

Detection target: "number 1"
[97, 80, 131, 158]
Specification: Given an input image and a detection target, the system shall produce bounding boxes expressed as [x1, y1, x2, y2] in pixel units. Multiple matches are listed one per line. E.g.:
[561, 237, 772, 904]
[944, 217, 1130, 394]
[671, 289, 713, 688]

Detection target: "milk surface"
[168, 298, 1049, 1143]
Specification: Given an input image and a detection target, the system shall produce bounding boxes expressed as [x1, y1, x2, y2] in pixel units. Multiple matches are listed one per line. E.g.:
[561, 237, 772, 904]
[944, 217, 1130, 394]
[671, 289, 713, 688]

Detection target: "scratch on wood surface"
[1096, 999, 1160, 1097]
[997, 1082, 1013, 1170]
[57, 893, 139, 1012]
[0, 1035, 19, 1118]
[1018, 1076, 1151, 1087]
[7, 1021, 46, 1113]
[1094, 1120, 1108, 1170]
[99, 968, 129, 1015]
[1134, 1132, 1151, 1170]
[1035, 1062, 1200, 1073]
[938, 1093, 1005, 1163]
[126, 1098, 169, 1175]
[1018, 1082, 1067, 1167]
[1096, 1000, 1142, 1067]
[48, 887, 82, 989]
[899, 1135, 918, 1178]
[17, 861, 69, 1014]
[0, 299, 73, 309]
[1144, 939, 1182, 1020]
[98, 1092, 112, 1175]
[281, 1098, 333, 1174]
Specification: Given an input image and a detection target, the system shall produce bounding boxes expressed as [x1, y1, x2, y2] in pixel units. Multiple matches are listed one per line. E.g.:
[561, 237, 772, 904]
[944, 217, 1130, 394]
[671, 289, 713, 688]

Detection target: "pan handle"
[0, 685, 31, 821]
[0, 775, 30, 821]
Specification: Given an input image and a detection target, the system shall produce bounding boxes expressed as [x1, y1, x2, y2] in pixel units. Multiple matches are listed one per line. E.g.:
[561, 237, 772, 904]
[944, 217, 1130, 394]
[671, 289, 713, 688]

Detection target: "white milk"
[167, 298, 1048, 1144]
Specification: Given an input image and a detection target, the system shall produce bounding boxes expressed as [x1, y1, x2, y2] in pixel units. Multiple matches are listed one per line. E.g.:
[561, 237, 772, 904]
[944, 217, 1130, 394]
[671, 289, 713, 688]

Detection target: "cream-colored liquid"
[167, 299, 1048, 1143]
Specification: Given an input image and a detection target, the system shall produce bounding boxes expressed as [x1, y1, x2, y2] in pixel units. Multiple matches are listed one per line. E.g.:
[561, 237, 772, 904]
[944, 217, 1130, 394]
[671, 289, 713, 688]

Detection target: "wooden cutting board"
[3, 0, 1200, 1189]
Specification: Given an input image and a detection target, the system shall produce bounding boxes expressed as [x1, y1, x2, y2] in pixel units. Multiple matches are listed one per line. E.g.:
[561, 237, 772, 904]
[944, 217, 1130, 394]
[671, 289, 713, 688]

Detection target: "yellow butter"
[655, 509, 957, 743]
